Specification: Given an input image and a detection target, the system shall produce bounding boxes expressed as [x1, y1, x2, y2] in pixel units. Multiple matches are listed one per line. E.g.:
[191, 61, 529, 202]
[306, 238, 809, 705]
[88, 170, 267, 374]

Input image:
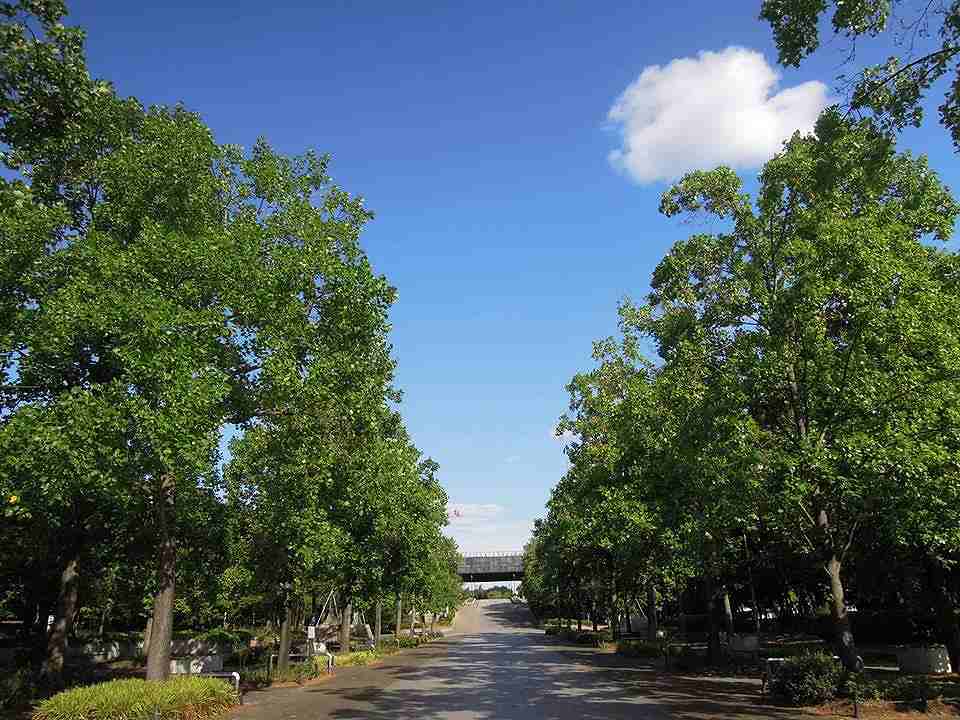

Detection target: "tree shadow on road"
[300, 604, 803, 720]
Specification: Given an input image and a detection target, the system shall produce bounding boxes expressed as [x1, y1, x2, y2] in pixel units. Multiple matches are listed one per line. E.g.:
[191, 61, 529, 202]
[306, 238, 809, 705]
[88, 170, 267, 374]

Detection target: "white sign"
[307, 625, 316, 639]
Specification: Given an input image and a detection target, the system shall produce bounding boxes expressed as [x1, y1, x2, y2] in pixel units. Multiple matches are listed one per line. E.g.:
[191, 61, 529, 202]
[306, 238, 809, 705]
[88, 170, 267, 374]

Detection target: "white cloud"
[445, 503, 531, 554]
[607, 47, 830, 183]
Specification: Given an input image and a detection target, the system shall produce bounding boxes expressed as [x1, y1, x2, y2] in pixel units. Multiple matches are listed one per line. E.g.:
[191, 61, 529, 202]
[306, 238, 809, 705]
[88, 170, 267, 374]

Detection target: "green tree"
[761, 0, 960, 148]
[646, 110, 960, 667]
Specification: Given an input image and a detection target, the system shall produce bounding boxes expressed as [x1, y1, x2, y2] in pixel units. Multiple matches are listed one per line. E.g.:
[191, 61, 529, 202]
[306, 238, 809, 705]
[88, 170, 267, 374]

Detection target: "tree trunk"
[826, 555, 859, 670]
[340, 599, 352, 653]
[646, 584, 659, 641]
[395, 596, 402, 641]
[678, 588, 687, 637]
[146, 473, 176, 681]
[744, 532, 762, 634]
[98, 603, 109, 639]
[143, 616, 153, 658]
[375, 601, 382, 647]
[40, 554, 80, 687]
[625, 599, 633, 634]
[277, 603, 292, 673]
[705, 537, 722, 665]
[722, 590, 734, 636]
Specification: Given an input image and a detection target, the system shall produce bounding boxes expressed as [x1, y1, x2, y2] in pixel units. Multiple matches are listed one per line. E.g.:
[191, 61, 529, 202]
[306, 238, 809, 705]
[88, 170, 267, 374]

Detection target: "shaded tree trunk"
[40, 553, 80, 688]
[146, 473, 176, 681]
[143, 616, 153, 657]
[826, 555, 859, 670]
[744, 532, 761, 634]
[646, 584, 659, 642]
[375, 602, 382, 647]
[722, 590, 734, 637]
[705, 537, 722, 665]
[395, 596, 402, 641]
[98, 602, 110, 639]
[340, 599, 352, 652]
[277, 603, 292, 673]
[678, 589, 687, 637]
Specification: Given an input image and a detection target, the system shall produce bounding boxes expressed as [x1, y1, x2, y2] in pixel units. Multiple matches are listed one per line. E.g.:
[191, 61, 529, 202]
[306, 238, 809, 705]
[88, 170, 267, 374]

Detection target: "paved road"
[229, 600, 800, 719]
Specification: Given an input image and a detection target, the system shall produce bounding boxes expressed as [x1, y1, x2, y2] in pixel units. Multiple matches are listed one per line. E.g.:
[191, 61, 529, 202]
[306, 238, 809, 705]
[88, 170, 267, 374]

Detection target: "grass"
[32, 676, 237, 720]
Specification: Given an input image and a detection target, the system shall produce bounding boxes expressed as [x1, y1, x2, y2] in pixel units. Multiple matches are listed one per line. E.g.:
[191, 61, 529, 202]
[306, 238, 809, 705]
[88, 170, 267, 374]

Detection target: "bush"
[1, 667, 39, 711]
[337, 650, 378, 667]
[882, 676, 942, 703]
[839, 673, 884, 703]
[195, 628, 242, 646]
[769, 652, 842, 706]
[617, 639, 663, 658]
[32, 676, 237, 720]
[395, 635, 421, 648]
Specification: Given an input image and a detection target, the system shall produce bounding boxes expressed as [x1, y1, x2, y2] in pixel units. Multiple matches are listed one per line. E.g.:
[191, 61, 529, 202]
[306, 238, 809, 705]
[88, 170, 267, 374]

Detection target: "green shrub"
[544, 626, 559, 636]
[839, 673, 884, 702]
[769, 652, 842, 706]
[337, 650, 378, 667]
[617, 639, 662, 658]
[1, 667, 39, 711]
[395, 636, 421, 648]
[32, 676, 237, 720]
[195, 628, 241, 646]
[882, 676, 942, 703]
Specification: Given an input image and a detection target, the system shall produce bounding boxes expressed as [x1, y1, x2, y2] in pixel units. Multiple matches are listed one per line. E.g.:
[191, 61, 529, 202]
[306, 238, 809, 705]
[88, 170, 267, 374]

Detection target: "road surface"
[229, 599, 798, 719]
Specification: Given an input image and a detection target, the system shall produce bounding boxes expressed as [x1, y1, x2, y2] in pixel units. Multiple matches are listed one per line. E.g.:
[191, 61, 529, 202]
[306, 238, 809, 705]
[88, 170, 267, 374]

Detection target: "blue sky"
[71, 1, 960, 552]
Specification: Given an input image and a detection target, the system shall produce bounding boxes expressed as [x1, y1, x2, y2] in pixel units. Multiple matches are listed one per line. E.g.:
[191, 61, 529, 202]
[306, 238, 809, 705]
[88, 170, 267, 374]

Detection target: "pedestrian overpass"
[457, 552, 524, 582]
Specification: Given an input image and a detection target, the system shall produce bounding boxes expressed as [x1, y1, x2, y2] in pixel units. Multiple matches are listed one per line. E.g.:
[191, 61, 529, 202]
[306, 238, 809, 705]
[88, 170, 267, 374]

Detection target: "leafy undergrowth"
[32, 676, 237, 720]
[240, 631, 446, 689]
[545, 627, 611, 647]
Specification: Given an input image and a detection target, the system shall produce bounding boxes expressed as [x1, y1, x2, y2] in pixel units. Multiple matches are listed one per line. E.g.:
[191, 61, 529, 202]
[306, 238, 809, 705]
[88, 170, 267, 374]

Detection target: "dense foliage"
[0, 0, 461, 699]
[524, 109, 960, 670]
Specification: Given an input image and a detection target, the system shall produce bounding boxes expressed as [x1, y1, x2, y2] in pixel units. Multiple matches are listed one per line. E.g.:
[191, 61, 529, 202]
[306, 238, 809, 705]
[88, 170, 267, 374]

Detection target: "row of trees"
[0, 0, 461, 688]
[525, 0, 960, 673]
[525, 114, 960, 670]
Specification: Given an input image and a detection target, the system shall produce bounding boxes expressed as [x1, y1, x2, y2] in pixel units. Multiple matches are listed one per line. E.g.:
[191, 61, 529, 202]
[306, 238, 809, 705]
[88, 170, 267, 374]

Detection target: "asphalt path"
[229, 599, 800, 719]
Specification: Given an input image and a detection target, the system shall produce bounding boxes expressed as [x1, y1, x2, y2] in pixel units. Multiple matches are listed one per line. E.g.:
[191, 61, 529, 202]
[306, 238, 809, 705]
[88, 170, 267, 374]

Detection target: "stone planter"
[169, 653, 224, 674]
[730, 634, 760, 654]
[170, 638, 225, 656]
[896, 645, 952, 674]
[67, 639, 141, 663]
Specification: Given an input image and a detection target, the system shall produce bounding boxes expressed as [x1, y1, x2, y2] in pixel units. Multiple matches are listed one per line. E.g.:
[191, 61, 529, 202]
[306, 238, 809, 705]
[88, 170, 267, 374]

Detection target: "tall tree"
[646, 110, 960, 667]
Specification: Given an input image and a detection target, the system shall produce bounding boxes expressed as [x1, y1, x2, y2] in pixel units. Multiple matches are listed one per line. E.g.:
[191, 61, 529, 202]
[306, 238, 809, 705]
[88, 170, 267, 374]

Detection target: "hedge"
[768, 652, 842, 706]
[32, 677, 238, 720]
